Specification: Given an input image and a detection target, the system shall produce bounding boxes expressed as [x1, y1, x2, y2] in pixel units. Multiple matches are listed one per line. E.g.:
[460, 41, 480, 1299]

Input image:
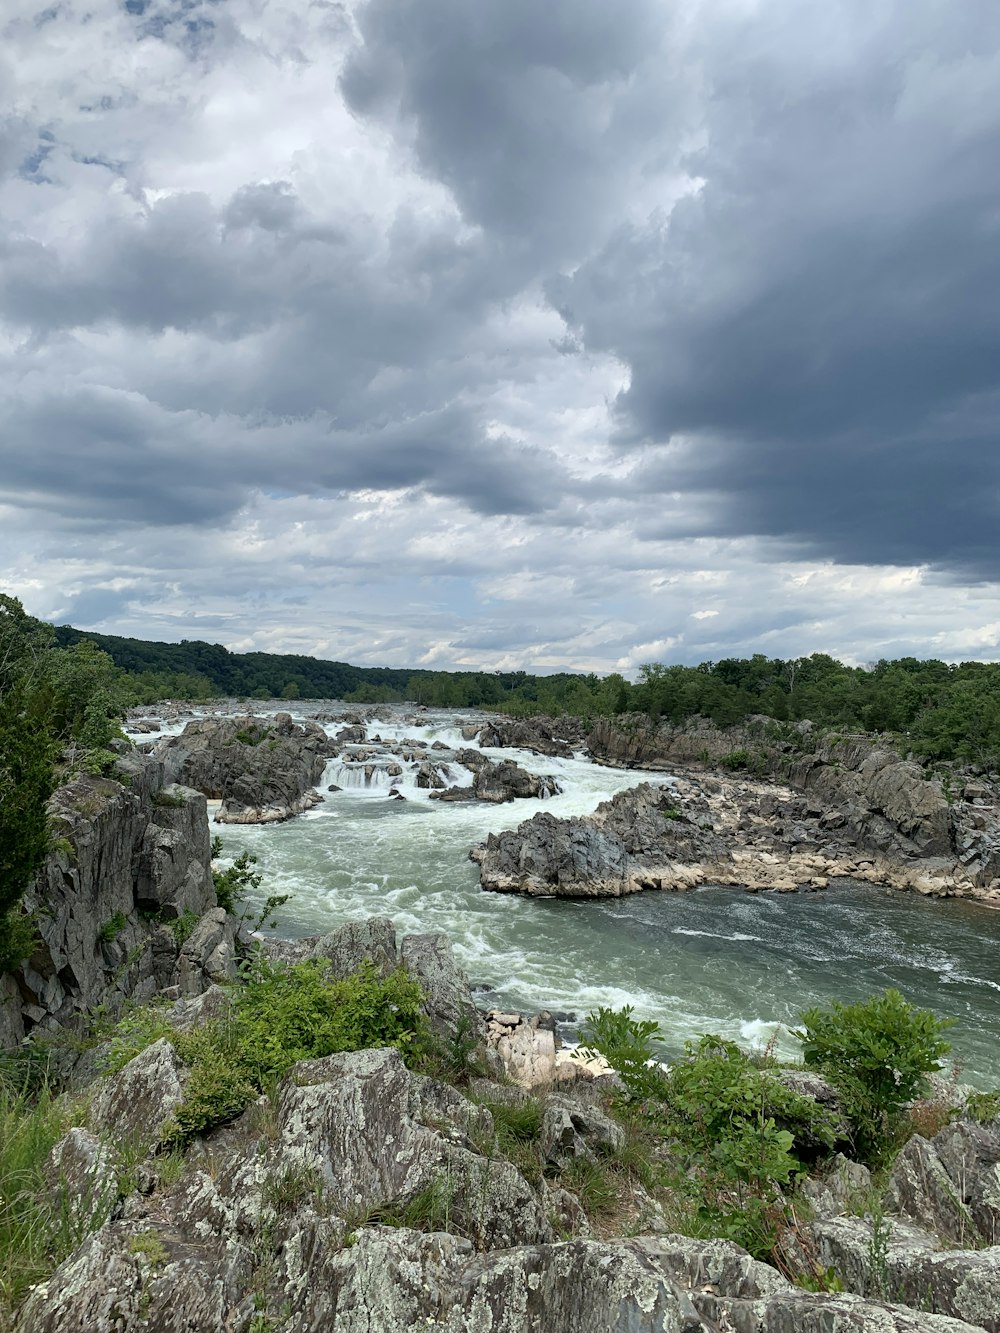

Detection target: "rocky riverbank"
[470, 715, 1000, 904]
[9, 906, 1000, 1332]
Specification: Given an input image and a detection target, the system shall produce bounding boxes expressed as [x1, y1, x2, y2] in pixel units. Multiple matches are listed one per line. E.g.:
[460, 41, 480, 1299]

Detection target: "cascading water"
[165, 702, 1000, 1085]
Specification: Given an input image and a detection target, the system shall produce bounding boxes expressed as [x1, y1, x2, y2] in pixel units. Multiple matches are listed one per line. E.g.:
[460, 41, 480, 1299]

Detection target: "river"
[139, 704, 1000, 1086]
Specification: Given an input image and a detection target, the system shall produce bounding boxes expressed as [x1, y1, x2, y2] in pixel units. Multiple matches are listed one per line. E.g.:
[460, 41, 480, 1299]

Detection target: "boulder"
[173, 909, 239, 996]
[89, 1038, 186, 1147]
[309, 916, 398, 979]
[399, 932, 480, 1045]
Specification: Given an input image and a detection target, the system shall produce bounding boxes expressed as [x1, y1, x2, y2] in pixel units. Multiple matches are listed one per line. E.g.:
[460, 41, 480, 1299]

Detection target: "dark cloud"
[341, 0, 678, 263]
[2, 0, 1000, 668]
[546, 2, 1000, 576]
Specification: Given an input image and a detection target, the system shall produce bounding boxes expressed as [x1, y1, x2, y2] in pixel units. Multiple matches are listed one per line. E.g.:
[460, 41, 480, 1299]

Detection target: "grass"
[0, 1077, 88, 1320]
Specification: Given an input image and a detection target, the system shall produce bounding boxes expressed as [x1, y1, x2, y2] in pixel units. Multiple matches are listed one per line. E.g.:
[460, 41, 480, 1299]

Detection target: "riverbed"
[140, 704, 1000, 1085]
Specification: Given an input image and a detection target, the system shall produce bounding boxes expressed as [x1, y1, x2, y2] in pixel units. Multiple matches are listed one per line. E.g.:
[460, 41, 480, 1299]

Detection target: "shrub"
[163, 958, 431, 1145]
[211, 848, 289, 930]
[581, 1010, 837, 1258]
[794, 989, 953, 1165]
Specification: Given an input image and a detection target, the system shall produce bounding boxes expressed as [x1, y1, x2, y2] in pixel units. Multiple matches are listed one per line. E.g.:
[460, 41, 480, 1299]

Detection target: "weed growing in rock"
[97, 911, 128, 945]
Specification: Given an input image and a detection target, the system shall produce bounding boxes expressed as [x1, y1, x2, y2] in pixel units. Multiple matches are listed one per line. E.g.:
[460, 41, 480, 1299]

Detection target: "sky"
[2, 0, 1000, 675]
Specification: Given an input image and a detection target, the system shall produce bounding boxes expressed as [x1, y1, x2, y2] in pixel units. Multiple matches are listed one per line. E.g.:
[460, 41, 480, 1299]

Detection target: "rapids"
[135, 704, 1000, 1084]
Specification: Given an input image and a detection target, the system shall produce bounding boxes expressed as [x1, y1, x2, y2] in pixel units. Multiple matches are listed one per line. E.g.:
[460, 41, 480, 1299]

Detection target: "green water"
[199, 710, 1000, 1086]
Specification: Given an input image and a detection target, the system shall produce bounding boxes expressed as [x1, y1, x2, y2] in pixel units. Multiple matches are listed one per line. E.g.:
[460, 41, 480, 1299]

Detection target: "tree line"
[49, 624, 1000, 770]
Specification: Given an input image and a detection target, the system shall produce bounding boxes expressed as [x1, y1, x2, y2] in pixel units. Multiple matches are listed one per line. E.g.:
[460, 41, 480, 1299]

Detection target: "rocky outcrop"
[805, 1111, 1000, 1330]
[472, 765, 1000, 900]
[585, 716, 1000, 902]
[430, 749, 560, 804]
[471, 714, 586, 758]
[0, 752, 220, 1047]
[153, 712, 335, 823]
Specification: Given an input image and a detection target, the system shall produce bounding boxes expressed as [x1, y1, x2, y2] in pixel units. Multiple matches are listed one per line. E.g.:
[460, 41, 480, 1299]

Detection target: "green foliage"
[40, 615, 1000, 768]
[212, 850, 262, 914]
[580, 1005, 668, 1104]
[153, 789, 187, 809]
[0, 910, 38, 977]
[210, 847, 289, 930]
[162, 958, 430, 1145]
[795, 989, 954, 1165]
[167, 910, 199, 948]
[97, 912, 128, 945]
[719, 749, 751, 770]
[964, 1090, 1000, 1125]
[97, 1003, 175, 1076]
[0, 1077, 92, 1319]
[582, 1008, 837, 1260]
[0, 595, 136, 970]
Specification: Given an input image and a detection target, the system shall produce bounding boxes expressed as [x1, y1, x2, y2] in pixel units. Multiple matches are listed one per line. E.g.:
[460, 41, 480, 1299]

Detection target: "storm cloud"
[1, 0, 999, 669]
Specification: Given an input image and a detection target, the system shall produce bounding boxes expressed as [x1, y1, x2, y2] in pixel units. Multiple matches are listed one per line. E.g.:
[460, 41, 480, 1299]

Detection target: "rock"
[46, 1128, 119, 1234]
[476, 715, 585, 757]
[581, 716, 1000, 899]
[4, 753, 215, 1044]
[89, 1038, 186, 1146]
[416, 760, 449, 789]
[154, 715, 336, 824]
[494, 1021, 557, 1087]
[168, 984, 234, 1033]
[135, 785, 215, 918]
[309, 916, 398, 979]
[173, 909, 239, 996]
[810, 1214, 999, 1331]
[540, 1094, 625, 1169]
[399, 932, 480, 1045]
[799, 1153, 872, 1219]
[887, 1135, 984, 1247]
[281, 1047, 552, 1249]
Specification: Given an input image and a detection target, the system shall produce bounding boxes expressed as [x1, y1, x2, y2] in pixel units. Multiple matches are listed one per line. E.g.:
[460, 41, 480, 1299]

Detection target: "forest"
[52, 622, 1000, 770]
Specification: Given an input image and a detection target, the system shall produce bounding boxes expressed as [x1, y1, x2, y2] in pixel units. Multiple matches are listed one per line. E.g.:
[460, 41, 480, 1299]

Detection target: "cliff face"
[0, 751, 221, 1048]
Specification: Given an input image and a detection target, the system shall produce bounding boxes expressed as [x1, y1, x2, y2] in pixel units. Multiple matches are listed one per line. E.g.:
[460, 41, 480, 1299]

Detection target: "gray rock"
[887, 1135, 983, 1247]
[153, 714, 335, 824]
[173, 908, 238, 996]
[309, 916, 398, 979]
[168, 984, 233, 1033]
[540, 1094, 625, 1169]
[278, 1047, 552, 1250]
[46, 1128, 119, 1235]
[399, 932, 480, 1044]
[2, 754, 214, 1045]
[89, 1038, 185, 1147]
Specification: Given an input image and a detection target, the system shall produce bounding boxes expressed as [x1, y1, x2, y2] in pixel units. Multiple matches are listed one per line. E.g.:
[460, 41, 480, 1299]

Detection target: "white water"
[133, 703, 1000, 1085]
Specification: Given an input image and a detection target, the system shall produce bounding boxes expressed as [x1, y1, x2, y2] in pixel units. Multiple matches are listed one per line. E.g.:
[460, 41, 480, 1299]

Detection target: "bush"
[795, 988, 953, 1165]
[581, 1010, 837, 1258]
[163, 958, 431, 1144]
